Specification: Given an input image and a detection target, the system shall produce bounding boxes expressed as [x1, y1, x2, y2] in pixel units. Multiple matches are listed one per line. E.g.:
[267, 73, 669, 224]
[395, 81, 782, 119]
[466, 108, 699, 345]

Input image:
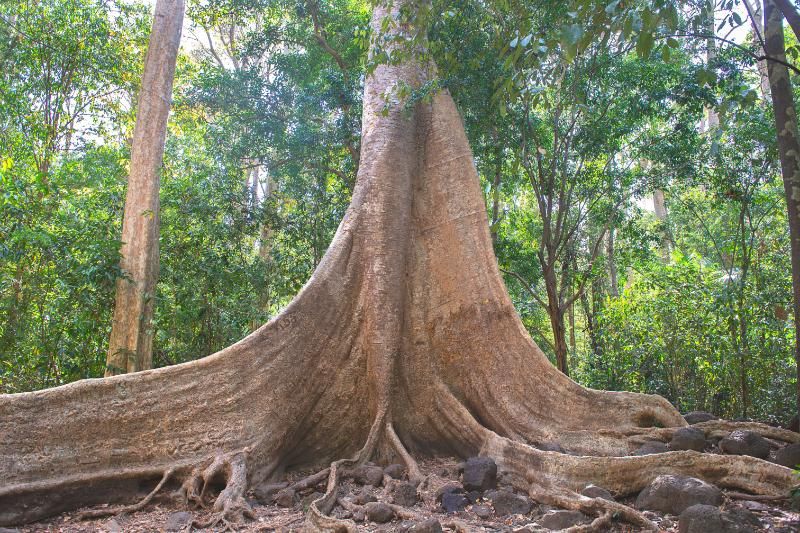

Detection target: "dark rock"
[435, 482, 464, 501]
[720, 430, 770, 459]
[353, 490, 378, 505]
[466, 490, 482, 503]
[353, 465, 385, 486]
[633, 441, 669, 455]
[365, 502, 395, 523]
[670, 427, 707, 452]
[684, 411, 718, 424]
[678, 504, 759, 533]
[391, 482, 418, 507]
[635, 475, 723, 515]
[385, 463, 406, 479]
[253, 481, 289, 503]
[787, 414, 799, 433]
[164, 511, 192, 532]
[485, 489, 533, 516]
[408, 519, 443, 533]
[471, 504, 493, 519]
[724, 507, 761, 531]
[581, 484, 614, 501]
[441, 491, 470, 513]
[275, 488, 297, 508]
[538, 510, 588, 530]
[740, 500, 770, 511]
[774, 443, 800, 469]
[679, 505, 726, 533]
[461, 456, 497, 492]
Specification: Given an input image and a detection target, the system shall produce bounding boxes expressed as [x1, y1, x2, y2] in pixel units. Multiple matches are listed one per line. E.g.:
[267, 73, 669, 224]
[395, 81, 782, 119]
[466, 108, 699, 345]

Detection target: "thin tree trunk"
[764, 0, 800, 421]
[653, 189, 670, 260]
[607, 227, 619, 297]
[544, 267, 569, 375]
[745, 0, 772, 99]
[106, 0, 184, 376]
[703, 0, 720, 130]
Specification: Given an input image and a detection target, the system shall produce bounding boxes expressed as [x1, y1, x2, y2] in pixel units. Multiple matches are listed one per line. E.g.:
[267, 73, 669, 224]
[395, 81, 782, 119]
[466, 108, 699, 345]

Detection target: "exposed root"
[726, 491, 791, 501]
[695, 420, 800, 444]
[76, 467, 175, 519]
[528, 482, 657, 531]
[566, 511, 613, 533]
[180, 450, 255, 530]
[387, 422, 423, 483]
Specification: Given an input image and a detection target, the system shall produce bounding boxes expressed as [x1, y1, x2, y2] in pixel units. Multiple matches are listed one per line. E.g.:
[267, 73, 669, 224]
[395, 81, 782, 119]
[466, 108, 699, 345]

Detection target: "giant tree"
[0, 1, 796, 531]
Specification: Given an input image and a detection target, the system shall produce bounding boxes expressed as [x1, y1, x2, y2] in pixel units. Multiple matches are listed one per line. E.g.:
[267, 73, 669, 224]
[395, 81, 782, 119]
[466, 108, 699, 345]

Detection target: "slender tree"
[105, 0, 185, 376]
[0, 1, 796, 530]
[763, 0, 800, 421]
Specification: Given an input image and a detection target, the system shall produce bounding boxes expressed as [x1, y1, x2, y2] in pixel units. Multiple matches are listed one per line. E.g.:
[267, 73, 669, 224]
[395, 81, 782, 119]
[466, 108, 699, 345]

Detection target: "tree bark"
[0, 1, 796, 530]
[764, 0, 800, 423]
[105, 0, 184, 376]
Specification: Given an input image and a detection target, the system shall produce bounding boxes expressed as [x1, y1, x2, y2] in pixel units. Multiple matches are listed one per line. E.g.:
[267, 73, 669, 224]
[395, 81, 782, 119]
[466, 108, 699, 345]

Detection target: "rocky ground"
[6, 412, 800, 532]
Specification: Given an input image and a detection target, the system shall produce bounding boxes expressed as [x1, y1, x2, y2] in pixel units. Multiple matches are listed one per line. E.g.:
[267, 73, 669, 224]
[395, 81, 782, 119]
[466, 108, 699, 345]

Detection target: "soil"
[13, 458, 800, 532]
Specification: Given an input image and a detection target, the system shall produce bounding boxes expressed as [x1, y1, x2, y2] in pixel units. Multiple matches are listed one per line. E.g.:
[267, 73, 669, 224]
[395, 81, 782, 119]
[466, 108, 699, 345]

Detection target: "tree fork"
[0, 0, 797, 530]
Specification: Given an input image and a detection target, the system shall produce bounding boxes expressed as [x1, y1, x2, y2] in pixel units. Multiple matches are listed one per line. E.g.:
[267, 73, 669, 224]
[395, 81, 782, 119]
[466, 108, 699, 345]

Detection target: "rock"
[441, 491, 469, 513]
[275, 488, 297, 507]
[678, 504, 759, 533]
[105, 520, 123, 533]
[740, 500, 770, 511]
[486, 489, 533, 516]
[385, 463, 406, 479]
[391, 482, 418, 507]
[774, 443, 800, 469]
[724, 507, 761, 531]
[353, 508, 366, 522]
[787, 414, 799, 433]
[435, 482, 464, 501]
[538, 510, 588, 530]
[408, 519, 443, 533]
[353, 465, 385, 486]
[635, 475, 723, 515]
[466, 490, 482, 503]
[684, 411, 718, 424]
[353, 490, 378, 505]
[633, 441, 669, 455]
[580, 484, 614, 501]
[365, 502, 395, 523]
[461, 456, 497, 492]
[679, 505, 726, 533]
[164, 511, 192, 532]
[670, 427, 707, 452]
[472, 504, 493, 519]
[720, 430, 770, 459]
[253, 481, 289, 503]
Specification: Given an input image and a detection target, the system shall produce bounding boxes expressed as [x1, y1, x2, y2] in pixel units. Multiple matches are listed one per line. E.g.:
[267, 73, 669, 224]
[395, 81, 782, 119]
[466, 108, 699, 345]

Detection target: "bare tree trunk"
[653, 188, 670, 260]
[0, 2, 796, 530]
[764, 0, 800, 423]
[744, 0, 772, 99]
[607, 227, 618, 297]
[106, 0, 185, 376]
[704, 0, 720, 130]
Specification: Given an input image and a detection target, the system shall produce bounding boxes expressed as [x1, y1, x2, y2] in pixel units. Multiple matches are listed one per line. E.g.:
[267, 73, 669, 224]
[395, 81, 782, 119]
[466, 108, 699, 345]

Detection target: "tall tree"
[105, 0, 185, 376]
[763, 0, 800, 421]
[0, 1, 796, 531]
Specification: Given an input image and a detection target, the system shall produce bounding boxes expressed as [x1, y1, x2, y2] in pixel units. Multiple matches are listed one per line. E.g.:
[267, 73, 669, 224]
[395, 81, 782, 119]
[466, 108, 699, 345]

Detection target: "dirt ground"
[11, 458, 800, 532]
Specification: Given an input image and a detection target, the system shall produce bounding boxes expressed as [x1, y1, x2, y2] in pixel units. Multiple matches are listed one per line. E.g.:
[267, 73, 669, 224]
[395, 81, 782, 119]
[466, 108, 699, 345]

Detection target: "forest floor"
[10, 457, 800, 532]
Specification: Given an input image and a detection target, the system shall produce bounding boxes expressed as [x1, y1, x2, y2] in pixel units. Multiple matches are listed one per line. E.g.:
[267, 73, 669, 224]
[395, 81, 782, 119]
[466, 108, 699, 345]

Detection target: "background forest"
[0, 0, 797, 425]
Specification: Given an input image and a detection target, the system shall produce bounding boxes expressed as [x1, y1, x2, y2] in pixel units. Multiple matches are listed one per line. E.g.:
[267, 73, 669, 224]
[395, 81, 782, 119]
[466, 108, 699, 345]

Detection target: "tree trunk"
[764, 0, 800, 423]
[0, 1, 796, 529]
[704, 0, 720, 130]
[653, 188, 670, 260]
[607, 227, 619, 297]
[105, 0, 184, 376]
